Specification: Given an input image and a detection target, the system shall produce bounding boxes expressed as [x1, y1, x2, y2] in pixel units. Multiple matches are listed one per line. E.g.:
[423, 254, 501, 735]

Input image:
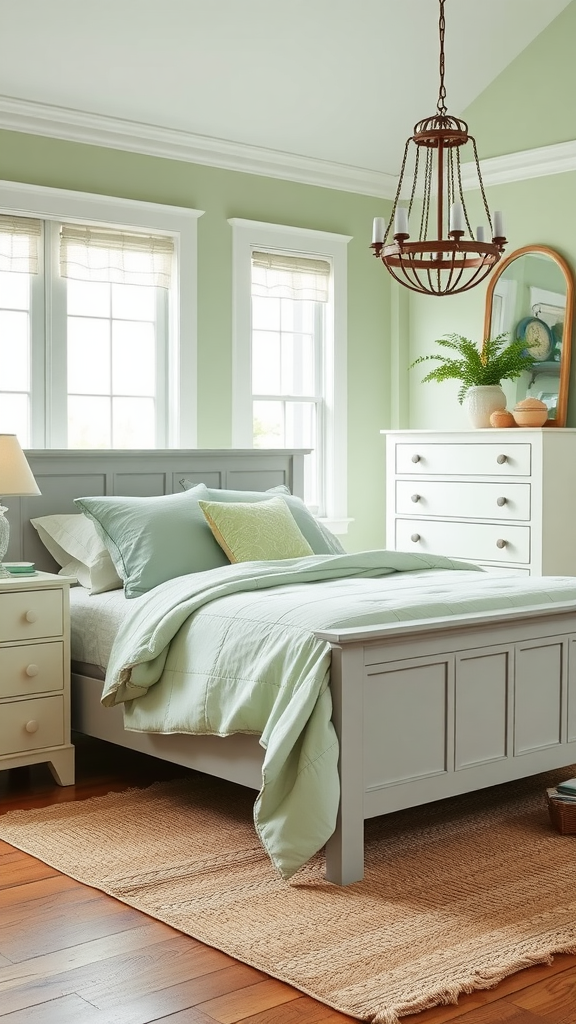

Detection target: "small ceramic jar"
[490, 409, 515, 428]
[512, 397, 548, 427]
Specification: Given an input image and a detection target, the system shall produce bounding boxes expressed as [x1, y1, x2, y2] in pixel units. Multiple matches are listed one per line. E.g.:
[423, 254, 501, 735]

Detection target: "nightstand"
[0, 571, 75, 785]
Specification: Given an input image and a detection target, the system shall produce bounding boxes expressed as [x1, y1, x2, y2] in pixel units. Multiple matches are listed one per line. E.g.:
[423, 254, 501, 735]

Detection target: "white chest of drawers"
[0, 571, 75, 784]
[383, 429, 576, 576]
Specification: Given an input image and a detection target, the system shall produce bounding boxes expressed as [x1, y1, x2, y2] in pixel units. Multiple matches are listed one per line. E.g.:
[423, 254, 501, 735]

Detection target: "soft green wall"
[0, 129, 392, 550]
[406, 0, 576, 429]
[464, 0, 576, 159]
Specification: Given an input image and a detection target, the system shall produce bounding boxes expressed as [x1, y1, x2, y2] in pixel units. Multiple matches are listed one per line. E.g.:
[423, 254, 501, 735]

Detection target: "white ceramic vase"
[464, 385, 506, 428]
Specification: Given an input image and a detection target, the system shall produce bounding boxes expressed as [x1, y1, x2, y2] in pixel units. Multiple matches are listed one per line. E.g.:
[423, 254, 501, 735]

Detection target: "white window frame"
[229, 217, 351, 533]
[0, 179, 203, 448]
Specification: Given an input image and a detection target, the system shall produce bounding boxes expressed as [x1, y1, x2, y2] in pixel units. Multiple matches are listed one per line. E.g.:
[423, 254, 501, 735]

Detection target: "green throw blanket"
[102, 550, 576, 878]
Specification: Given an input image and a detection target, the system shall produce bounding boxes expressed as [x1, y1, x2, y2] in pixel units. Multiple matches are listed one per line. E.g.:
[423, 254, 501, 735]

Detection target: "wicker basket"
[547, 795, 576, 835]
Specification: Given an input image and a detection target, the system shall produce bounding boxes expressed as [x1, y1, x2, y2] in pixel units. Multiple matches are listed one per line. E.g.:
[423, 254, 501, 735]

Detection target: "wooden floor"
[0, 736, 575, 1024]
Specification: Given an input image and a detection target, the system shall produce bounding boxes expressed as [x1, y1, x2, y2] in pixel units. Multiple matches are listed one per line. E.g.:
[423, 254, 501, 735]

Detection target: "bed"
[8, 448, 576, 885]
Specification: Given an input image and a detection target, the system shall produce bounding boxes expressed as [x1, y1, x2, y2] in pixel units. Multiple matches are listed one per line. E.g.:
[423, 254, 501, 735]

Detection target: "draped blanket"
[102, 551, 576, 877]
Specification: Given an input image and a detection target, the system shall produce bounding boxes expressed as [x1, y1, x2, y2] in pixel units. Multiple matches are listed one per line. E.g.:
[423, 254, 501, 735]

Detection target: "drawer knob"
[25, 664, 39, 678]
[496, 497, 507, 507]
[410, 533, 421, 543]
[24, 720, 39, 734]
[496, 538, 507, 549]
[411, 493, 421, 503]
[411, 454, 421, 463]
[24, 610, 37, 624]
[496, 454, 508, 465]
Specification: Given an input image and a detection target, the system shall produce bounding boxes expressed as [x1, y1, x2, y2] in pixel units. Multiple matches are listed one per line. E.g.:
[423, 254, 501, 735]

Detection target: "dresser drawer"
[395, 443, 532, 477]
[0, 590, 63, 643]
[0, 642, 64, 699]
[395, 480, 531, 521]
[0, 695, 64, 755]
[395, 518, 531, 564]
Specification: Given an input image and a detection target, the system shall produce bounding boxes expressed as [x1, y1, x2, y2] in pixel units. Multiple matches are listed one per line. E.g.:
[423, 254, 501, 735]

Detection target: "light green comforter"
[102, 550, 576, 877]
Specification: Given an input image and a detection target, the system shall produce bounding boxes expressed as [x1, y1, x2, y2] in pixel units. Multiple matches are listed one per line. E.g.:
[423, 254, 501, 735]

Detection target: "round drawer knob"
[411, 454, 421, 463]
[496, 454, 508, 465]
[496, 538, 507, 549]
[410, 533, 421, 543]
[411, 493, 421, 503]
[25, 664, 39, 678]
[24, 720, 39, 734]
[496, 497, 507, 507]
[24, 610, 37, 623]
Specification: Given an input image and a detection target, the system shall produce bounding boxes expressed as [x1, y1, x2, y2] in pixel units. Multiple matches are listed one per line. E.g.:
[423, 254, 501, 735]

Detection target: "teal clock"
[516, 316, 554, 362]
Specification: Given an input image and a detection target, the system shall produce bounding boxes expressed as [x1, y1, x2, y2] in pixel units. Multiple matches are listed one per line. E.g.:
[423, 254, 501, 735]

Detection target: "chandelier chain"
[436, 0, 448, 117]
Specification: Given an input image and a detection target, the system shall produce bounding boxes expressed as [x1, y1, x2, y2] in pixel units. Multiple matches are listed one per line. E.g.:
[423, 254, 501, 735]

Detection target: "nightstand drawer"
[0, 695, 64, 755]
[0, 642, 64, 699]
[395, 480, 531, 521]
[395, 443, 532, 477]
[395, 518, 531, 564]
[0, 590, 63, 643]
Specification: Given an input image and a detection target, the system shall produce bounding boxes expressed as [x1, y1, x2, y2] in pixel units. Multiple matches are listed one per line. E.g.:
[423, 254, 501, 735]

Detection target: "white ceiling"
[0, 0, 571, 179]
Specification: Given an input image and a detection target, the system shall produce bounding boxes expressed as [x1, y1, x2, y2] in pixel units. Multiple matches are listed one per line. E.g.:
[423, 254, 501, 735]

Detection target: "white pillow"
[30, 514, 123, 595]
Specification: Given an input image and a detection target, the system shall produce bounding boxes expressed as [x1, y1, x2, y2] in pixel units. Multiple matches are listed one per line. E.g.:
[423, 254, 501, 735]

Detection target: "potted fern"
[409, 332, 537, 427]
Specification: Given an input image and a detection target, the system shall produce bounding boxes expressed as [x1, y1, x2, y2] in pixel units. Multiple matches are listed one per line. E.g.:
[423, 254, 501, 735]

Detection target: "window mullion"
[29, 226, 46, 447]
[45, 221, 68, 447]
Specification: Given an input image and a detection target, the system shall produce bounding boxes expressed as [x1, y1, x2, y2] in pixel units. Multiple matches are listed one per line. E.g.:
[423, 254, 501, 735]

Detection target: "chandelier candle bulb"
[372, 217, 386, 245]
[477, 226, 485, 242]
[394, 207, 409, 237]
[449, 202, 464, 234]
[493, 211, 504, 238]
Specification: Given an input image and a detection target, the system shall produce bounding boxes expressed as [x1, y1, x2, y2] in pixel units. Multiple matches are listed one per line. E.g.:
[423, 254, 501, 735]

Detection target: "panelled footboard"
[321, 605, 576, 885]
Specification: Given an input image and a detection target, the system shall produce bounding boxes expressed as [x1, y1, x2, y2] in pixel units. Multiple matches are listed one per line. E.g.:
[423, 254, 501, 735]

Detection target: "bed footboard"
[321, 604, 576, 885]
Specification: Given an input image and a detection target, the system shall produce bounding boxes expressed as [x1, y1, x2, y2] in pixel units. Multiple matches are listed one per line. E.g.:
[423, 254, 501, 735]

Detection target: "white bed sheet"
[70, 585, 129, 673]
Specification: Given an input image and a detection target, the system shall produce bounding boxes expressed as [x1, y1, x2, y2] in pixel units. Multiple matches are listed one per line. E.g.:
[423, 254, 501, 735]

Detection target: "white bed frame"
[10, 449, 576, 885]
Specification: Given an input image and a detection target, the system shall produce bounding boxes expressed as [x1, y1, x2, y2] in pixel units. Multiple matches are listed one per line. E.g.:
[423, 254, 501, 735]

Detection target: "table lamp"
[0, 434, 41, 577]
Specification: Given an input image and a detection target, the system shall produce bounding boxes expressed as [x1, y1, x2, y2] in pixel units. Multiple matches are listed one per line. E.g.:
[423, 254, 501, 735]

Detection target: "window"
[0, 181, 202, 448]
[230, 219, 350, 531]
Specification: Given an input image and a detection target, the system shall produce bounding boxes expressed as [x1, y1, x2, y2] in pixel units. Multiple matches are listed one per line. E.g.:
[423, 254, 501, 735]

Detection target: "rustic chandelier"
[371, 0, 506, 296]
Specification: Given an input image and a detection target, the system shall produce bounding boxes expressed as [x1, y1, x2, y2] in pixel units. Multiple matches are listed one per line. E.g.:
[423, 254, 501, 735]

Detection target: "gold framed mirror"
[483, 245, 574, 426]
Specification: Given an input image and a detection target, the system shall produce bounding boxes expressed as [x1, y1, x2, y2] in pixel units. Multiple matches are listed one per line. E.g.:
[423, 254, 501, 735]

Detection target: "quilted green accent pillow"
[180, 480, 345, 555]
[74, 484, 230, 598]
[198, 497, 314, 563]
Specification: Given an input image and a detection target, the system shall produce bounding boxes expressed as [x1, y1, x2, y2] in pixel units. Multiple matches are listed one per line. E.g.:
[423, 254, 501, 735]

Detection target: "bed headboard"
[6, 448, 308, 571]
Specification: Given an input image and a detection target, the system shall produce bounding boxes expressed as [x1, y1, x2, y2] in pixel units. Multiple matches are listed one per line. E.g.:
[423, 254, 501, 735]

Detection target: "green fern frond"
[409, 332, 537, 403]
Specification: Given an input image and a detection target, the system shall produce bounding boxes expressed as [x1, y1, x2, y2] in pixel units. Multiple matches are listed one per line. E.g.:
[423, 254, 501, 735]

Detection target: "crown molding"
[461, 139, 576, 190]
[0, 95, 396, 199]
[0, 95, 574, 200]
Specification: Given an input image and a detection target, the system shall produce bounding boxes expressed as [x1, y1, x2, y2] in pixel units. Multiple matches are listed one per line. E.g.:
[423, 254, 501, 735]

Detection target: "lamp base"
[0, 504, 10, 576]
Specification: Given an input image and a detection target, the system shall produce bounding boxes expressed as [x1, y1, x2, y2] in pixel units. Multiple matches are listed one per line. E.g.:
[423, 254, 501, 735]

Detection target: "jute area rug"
[1, 769, 576, 1024]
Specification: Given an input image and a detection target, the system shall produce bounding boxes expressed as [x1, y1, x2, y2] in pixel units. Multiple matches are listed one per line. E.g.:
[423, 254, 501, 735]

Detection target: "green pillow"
[74, 484, 230, 598]
[180, 480, 345, 555]
[199, 497, 314, 563]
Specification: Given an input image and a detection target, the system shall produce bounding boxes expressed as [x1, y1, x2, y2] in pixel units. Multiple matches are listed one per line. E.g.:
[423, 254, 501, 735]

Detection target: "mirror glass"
[483, 245, 574, 426]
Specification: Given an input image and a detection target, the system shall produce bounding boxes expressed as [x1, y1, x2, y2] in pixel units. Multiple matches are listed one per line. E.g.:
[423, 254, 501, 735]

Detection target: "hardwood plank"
[441, 998, 548, 1023]
[3, 902, 147, 962]
[87, 963, 270, 1023]
[0, 993, 112, 1023]
[0, 872, 83, 910]
[0, 883, 112, 929]
[510, 967, 576, 1022]
[197, 979, 301, 1023]
[0, 853, 58, 889]
[0, 955, 12, 968]
[0, 928, 182, 1014]
[83, 948, 264, 1010]
[226, 995, 356, 1024]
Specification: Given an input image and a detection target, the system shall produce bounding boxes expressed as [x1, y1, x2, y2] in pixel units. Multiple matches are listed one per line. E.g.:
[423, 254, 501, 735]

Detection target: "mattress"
[70, 586, 129, 677]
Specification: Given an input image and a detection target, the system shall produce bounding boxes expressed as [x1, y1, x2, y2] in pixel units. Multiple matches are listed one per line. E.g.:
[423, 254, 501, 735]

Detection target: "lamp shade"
[0, 434, 41, 496]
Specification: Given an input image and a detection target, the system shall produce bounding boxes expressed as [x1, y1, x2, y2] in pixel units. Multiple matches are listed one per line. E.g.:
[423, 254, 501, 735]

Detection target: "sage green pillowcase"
[74, 484, 230, 598]
[199, 497, 314, 563]
[180, 480, 345, 555]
